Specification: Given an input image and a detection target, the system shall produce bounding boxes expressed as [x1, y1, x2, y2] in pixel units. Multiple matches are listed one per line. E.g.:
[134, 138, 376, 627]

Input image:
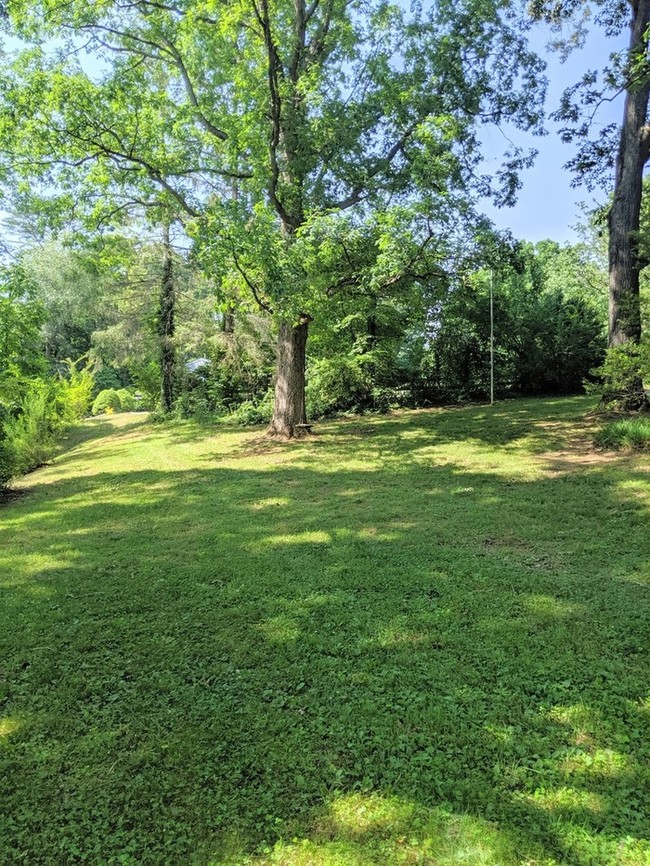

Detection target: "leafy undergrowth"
[1, 396, 648, 865]
[595, 416, 650, 452]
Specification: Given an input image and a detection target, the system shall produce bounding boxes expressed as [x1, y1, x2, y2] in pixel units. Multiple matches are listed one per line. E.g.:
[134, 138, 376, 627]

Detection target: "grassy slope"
[1, 397, 648, 866]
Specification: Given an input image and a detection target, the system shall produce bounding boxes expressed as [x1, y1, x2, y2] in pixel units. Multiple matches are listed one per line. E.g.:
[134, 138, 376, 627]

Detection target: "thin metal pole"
[490, 270, 494, 406]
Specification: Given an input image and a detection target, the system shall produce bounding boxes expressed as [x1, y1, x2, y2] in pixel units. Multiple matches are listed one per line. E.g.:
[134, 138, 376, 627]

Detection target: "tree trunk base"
[267, 425, 312, 440]
[268, 319, 310, 438]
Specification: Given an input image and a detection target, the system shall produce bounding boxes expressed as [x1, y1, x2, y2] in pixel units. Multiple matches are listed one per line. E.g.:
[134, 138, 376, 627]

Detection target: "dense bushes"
[3, 382, 58, 475]
[298, 242, 608, 418]
[0, 405, 13, 488]
[173, 321, 275, 421]
[593, 341, 649, 410]
[306, 356, 372, 417]
[0, 359, 98, 488]
[224, 390, 274, 426]
[116, 388, 136, 411]
[2, 378, 76, 483]
[91, 388, 122, 415]
[305, 353, 408, 418]
[58, 358, 95, 421]
[414, 283, 606, 404]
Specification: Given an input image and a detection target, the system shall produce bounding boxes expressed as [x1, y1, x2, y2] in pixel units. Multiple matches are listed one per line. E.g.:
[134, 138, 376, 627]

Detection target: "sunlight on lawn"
[520, 595, 582, 618]
[229, 793, 526, 866]
[257, 614, 302, 643]
[517, 787, 607, 814]
[260, 530, 332, 547]
[251, 498, 291, 511]
[0, 549, 78, 585]
[0, 717, 21, 739]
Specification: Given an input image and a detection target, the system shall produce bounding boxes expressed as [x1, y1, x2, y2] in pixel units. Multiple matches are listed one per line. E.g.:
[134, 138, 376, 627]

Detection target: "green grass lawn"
[1, 396, 649, 865]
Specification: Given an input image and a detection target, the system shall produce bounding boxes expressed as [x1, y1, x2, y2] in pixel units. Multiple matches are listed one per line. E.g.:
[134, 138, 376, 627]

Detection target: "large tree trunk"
[159, 223, 176, 413]
[268, 318, 309, 437]
[608, 0, 650, 349]
[605, 0, 650, 409]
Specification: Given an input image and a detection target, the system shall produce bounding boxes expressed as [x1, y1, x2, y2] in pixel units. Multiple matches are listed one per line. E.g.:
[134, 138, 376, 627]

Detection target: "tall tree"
[531, 0, 650, 404]
[4, 0, 547, 434]
[198, 0, 546, 434]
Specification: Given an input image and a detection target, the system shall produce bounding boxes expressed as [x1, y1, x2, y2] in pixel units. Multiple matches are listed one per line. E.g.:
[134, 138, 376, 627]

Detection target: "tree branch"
[160, 37, 229, 142]
[232, 249, 274, 314]
[328, 122, 419, 211]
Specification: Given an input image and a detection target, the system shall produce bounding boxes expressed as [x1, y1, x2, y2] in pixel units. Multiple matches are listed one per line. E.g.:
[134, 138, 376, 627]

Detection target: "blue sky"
[480, 20, 627, 245]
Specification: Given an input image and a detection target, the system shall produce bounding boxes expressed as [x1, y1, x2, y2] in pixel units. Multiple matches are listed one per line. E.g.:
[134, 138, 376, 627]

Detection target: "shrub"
[3, 382, 59, 474]
[58, 357, 95, 421]
[116, 389, 136, 412]
[592, 342, 650, 411]
[225, 390, 274, 426]
[306, 356, 372, 417]
[134, 391, 155, 411]
[92, 388, 122, 415]
[0, 404, 14, 488]
[594, 418, 650, 451]
[174, 387, 220, 421]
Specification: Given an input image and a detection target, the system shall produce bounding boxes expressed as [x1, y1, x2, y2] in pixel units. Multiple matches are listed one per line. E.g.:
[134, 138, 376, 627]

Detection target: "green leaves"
[0, 265, 46, 402]
[2, 0, 548, 309]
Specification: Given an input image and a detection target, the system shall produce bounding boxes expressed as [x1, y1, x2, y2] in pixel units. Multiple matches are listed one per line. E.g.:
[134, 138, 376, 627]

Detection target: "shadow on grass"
[0, 399, 648, 865]
[194, 396, 600, 465]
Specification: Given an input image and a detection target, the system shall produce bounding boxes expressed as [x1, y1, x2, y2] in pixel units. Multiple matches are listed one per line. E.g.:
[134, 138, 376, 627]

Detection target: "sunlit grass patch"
[0, 717, 21, 739]
[518, 787, 607, 815]
[246, 794, 531, 866]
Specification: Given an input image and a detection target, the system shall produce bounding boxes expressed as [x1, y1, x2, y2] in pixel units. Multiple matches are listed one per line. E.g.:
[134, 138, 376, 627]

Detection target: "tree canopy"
[1, 0, 551, 433]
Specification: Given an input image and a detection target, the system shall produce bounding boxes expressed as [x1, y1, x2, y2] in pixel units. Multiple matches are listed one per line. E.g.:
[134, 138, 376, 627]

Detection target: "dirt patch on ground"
[538, 432, 643, 472]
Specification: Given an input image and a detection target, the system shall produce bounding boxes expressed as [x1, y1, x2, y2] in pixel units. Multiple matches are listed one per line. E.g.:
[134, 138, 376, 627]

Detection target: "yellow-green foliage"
[116, 388, 136, 412]
[58, 357, 95, 421]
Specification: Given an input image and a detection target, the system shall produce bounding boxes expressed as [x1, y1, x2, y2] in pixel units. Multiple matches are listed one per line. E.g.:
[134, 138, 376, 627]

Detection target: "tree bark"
[608, 0, 650, 349]
[261, 1, 312, 437]
[268, 318, 309, 437]
[222, 305, 235, 335]
[159, 222, 176, 413]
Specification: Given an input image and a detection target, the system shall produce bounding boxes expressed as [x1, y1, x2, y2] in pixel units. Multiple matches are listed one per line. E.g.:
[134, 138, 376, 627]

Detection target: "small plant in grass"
[595, 417, 650, 451]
